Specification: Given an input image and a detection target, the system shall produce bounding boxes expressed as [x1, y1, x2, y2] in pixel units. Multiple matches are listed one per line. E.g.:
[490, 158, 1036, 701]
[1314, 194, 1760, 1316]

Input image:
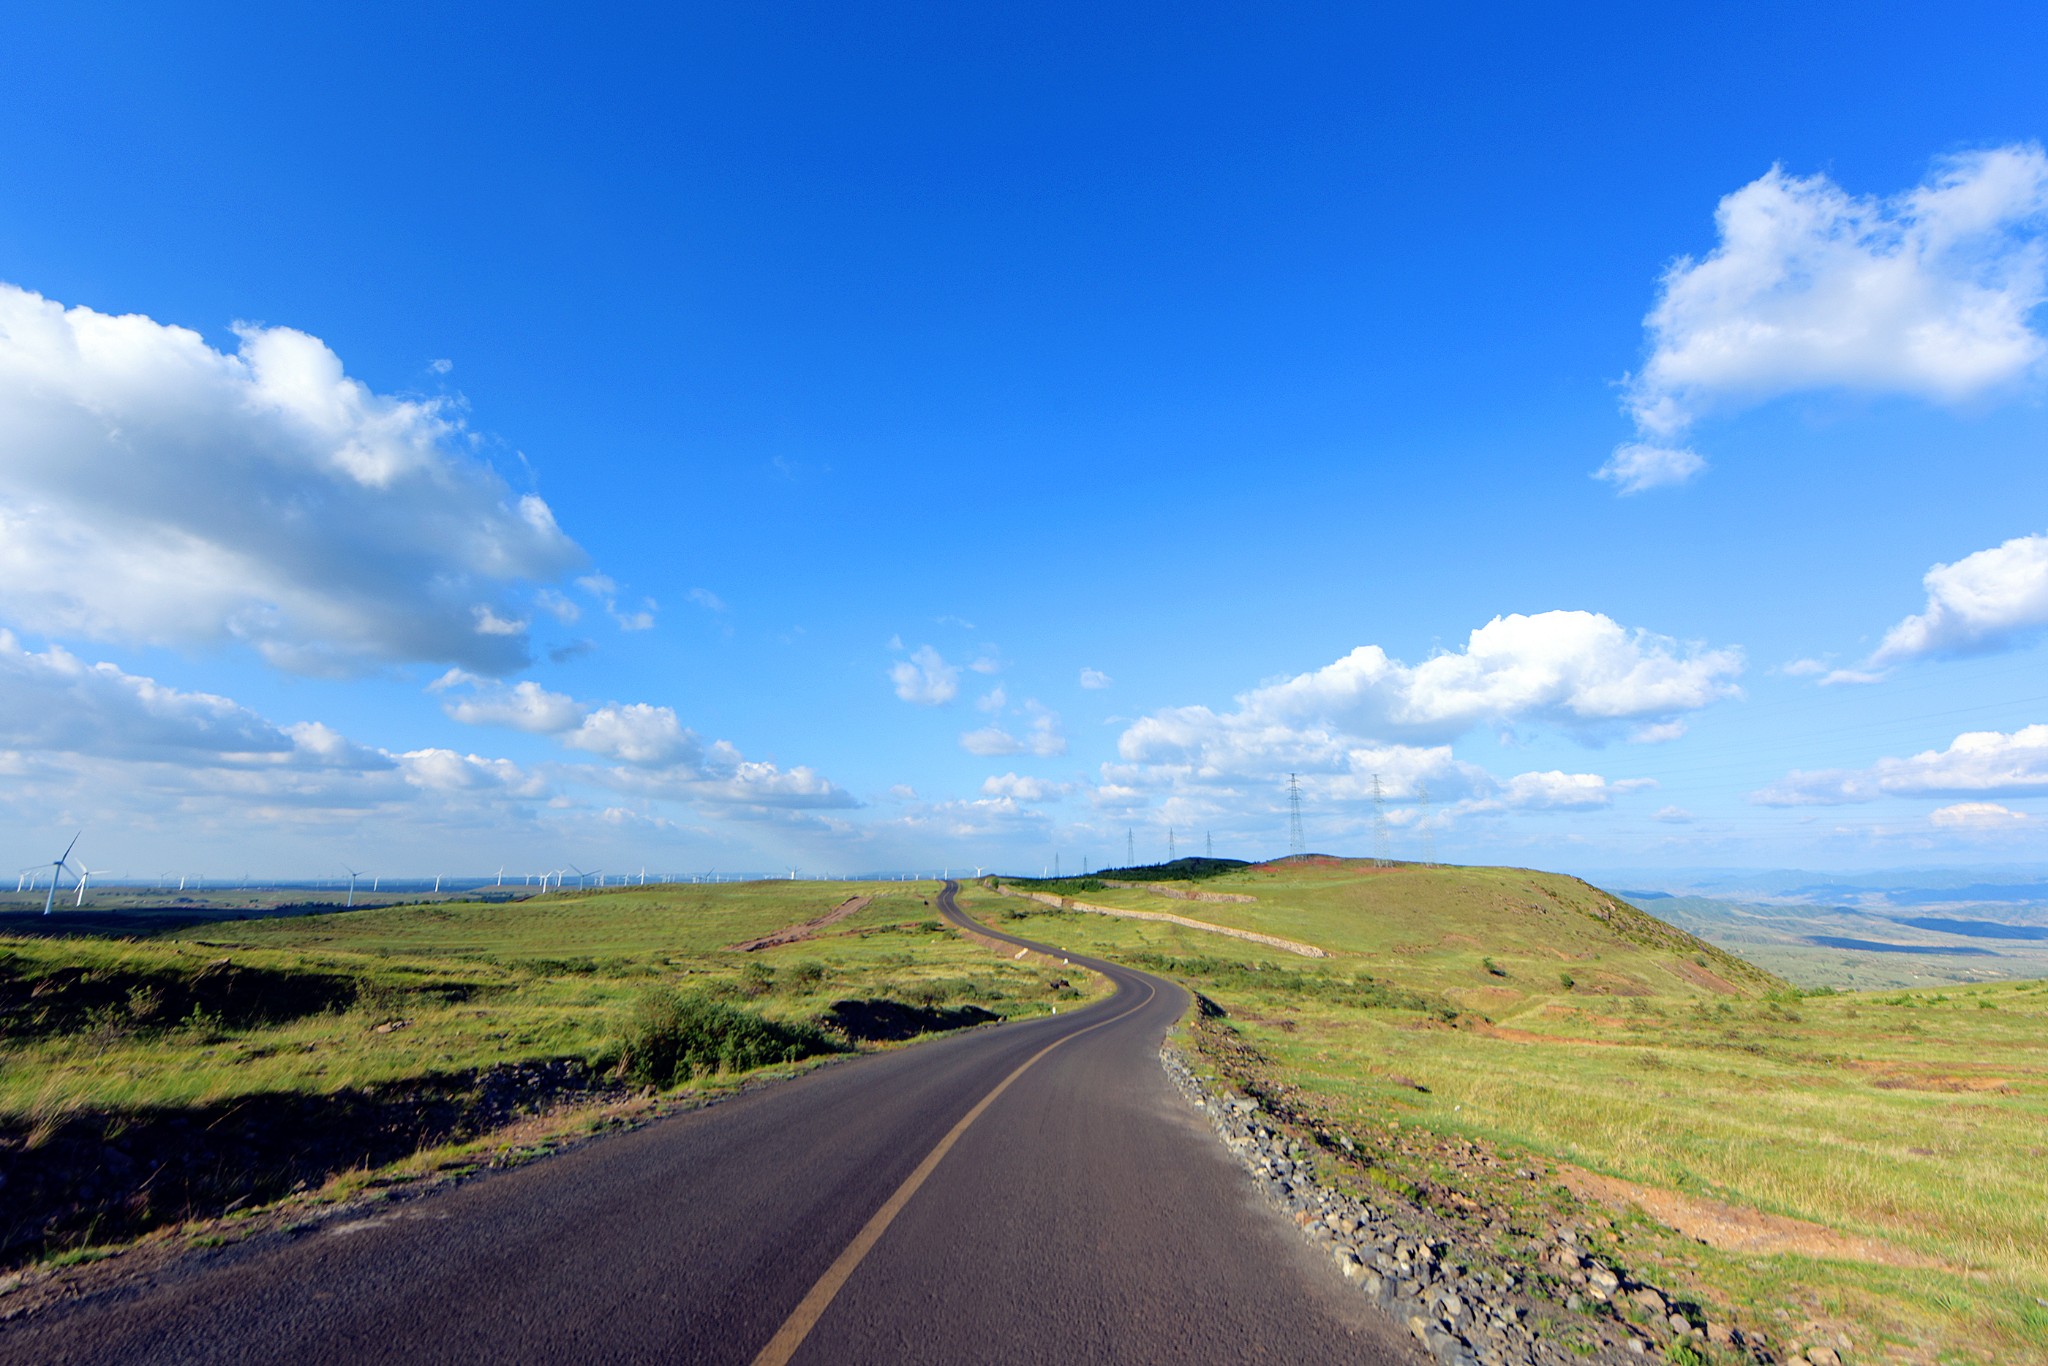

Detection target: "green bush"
[618, 988, 840, 1087]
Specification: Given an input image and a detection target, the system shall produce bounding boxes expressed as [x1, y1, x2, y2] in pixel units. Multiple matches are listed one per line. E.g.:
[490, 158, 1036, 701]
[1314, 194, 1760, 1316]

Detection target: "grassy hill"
[968, 859, 2048, 1364]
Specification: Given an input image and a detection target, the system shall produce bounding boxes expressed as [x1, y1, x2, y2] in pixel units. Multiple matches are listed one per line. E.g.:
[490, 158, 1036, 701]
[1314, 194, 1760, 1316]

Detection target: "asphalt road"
[2, 883, 1415, 1365]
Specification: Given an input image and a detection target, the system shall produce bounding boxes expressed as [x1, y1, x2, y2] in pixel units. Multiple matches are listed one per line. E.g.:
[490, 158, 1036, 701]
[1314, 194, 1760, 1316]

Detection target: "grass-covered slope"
[0, 881, 1099, 1270]
[965, 859, 2048, 1363]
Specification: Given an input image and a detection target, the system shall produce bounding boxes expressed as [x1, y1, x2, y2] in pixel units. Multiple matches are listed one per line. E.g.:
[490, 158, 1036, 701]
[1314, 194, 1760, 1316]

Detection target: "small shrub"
[1482, 957, 1508, 978]
[1558, 972, 1575, 990]
[739, 961, 776, 997]
[618, 988, 839, 1087]
[787, 961, 827, 988]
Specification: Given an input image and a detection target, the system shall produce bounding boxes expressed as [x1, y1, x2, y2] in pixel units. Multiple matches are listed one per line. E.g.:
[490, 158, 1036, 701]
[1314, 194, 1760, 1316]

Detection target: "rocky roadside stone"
[1161, 1044, 1766, 1366]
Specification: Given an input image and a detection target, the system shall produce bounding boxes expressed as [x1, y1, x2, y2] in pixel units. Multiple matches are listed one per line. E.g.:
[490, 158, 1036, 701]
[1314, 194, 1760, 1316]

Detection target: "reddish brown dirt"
[1670, 960, 1739, 994]
[727, 897, 872, 952]
[1553, 1165, 1943, 1269]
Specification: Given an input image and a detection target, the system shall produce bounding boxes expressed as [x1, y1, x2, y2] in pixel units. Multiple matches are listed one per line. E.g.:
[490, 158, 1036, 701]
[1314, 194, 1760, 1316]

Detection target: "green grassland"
[1, 880, 1096, 1124]
[968, 863, 2048, 1363]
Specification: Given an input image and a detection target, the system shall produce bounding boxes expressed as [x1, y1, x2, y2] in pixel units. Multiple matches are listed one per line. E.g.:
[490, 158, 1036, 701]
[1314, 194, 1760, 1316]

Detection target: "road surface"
[1, 882, 1413, 1365]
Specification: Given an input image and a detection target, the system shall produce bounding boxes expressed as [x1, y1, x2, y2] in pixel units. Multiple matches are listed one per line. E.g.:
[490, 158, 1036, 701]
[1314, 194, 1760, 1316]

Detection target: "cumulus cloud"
[1496, 770, 1649, 810]
[981, 772, 1072, 802]
[1929, 800, 2030, 828]
[0, 629, 379, 768]
[431, 672, 852, 810]
[431, 671, 584, 733]
[1120, 611, 1739, 755]
[1871, 530, 2048, 663]
[1079, 668, 1113, 690]
[562, 703, 700, 767]
[1653, 805, 1695, 823]
[1625, 146, 2048, 440]
[890, 645, 959, 706]
[0, 284, 587, 674]
[0, 631, 569, 837]
[1755, 725, 2048, 805]
[399, 749, 547, 797]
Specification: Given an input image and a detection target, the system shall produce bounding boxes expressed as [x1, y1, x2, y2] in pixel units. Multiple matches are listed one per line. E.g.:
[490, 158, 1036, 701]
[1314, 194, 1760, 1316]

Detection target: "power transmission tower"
[1371, 773, 1391, 866]
[1126, 828, 1135, 868]
[1286, 773, 1306, 857]
[1206, 830, 1213, 859]
[1055, 853, 1061, 879]
[1417, 781, 1436, 865]
[1168, 828, 1176, 860]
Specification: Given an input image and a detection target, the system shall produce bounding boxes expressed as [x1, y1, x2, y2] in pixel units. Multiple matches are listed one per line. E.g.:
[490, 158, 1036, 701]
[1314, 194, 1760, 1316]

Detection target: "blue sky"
[4, 2, 2048, 879]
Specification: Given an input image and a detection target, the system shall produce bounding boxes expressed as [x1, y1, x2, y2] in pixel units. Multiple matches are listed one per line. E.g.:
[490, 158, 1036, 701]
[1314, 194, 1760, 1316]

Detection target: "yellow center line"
[747, 977, 1159, 1366]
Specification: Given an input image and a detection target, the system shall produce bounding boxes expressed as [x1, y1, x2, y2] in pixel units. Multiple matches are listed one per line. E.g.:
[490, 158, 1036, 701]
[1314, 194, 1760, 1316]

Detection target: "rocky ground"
[1163, 1016, 1791, 1366]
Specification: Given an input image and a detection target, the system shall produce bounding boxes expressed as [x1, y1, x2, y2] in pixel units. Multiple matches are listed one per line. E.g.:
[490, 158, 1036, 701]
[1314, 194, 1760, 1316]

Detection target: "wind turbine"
[496, 867, 505, 888]
[433, 874, 442, 894]
[39, 834, 81, 916]
[74, 863, 97, 907]
[344, 866, 361, 909]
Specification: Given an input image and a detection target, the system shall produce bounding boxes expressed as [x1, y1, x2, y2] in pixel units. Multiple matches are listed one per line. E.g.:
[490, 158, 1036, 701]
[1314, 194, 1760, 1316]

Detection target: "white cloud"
[562, 703, 700, 767]
[976, 686, 1008, 714]
[430, 671, 854, 812]
[0, 628, 381, 768]
[1755, 725, 2048, 805]
[432, 673, 585, 734]
[1872, 530, 2048, 663]
[1079, 667, 1113, 690]
[888, 783, 917, 801]
[961, 702, 1065, 758]
[1653, 805, 1695, 824]
[1929, 800, 2030, 829]
[1121, 611, 1739, 753]
[1629, 719, 1688, 744]
[1594, 443, 1705, 495]
[1498, 770, 1641, 810]
[981, 772, 1072, 802]
[890, 645, 959, 706]
[1626, 146, 2048, 439]
[687, 588, 727, 613]
[0, 284, 586, 674]
[399, 749, 547, 797]
[961, 726, 1024, 756]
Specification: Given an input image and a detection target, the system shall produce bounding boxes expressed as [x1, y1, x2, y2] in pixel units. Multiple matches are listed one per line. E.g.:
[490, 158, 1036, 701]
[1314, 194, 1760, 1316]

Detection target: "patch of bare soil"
[1847, 1060, 2020, 1094]
[1552, 1165, 1943, 1269]
[1670, 961, 1739, 995]
[1474, 1023, 1633, 1048]
[727, 896, 872, 952]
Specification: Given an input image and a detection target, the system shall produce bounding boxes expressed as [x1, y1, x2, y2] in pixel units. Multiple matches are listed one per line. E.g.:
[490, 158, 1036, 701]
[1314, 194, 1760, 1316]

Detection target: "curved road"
[1, 883, 1414, 1365]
